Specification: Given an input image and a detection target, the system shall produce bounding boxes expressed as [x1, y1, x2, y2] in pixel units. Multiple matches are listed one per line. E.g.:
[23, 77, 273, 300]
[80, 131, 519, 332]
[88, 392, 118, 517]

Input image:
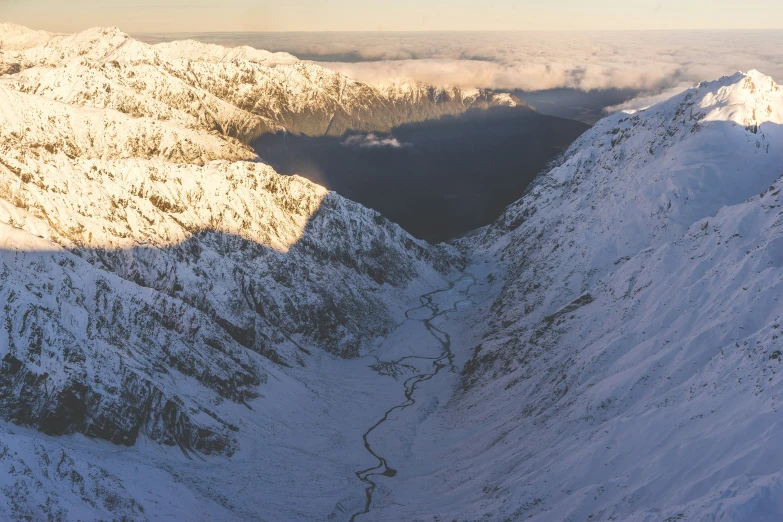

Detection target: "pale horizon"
[2, 0, 783, 34]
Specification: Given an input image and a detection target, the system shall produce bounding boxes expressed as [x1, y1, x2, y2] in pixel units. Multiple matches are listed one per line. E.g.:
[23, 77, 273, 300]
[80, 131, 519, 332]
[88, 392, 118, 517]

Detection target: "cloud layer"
[140, 30, 783, 110]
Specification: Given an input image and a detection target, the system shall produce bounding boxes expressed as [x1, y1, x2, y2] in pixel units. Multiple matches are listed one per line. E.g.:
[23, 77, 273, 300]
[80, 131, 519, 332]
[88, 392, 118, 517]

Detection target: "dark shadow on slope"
[0, 191, 454, 457]
[253, 106, 589, 243]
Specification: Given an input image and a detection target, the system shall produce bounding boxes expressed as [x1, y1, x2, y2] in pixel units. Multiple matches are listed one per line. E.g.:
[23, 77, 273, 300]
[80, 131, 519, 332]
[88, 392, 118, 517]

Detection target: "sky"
[2, 0, 783, 33]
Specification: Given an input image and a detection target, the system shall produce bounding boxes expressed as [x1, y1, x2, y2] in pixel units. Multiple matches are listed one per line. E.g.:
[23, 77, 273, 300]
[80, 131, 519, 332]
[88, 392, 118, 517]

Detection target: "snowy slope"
[373, 70, 783, 521]
[0, 22, 58, 51]
[5, 59, 280, 142]
[0, 84, 256, 163]
[0, 24, 467, 519]
[154, 39, 299, 66]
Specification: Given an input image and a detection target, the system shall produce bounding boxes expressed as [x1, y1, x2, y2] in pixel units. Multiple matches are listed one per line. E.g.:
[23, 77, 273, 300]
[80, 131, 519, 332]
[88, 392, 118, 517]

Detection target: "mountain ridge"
[415, 69, 783, 521]
[0, 23, 463, 490]
[1, 23, 523, 142]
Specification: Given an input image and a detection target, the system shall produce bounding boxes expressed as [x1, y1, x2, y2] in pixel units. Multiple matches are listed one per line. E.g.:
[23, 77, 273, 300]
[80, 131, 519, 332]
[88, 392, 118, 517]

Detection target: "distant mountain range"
[1, 24, 519, 141]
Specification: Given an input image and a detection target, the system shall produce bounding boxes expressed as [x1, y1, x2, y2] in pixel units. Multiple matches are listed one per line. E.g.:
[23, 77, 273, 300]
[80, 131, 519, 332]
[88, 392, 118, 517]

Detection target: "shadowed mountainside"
[0, 192, 458, 458]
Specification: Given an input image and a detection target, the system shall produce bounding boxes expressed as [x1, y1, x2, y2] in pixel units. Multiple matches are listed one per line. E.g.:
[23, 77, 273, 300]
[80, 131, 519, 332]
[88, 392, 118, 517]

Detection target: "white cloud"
[320, 58, 682, 93]
[342, 134, 409, 149]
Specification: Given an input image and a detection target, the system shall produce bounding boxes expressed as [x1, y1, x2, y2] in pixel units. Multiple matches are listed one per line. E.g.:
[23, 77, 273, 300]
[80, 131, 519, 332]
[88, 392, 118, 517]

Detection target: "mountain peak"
[53, 25, 133, 47]
[693, 69, 783, 127]
[0, 21, 58, 50]
[626, 69, 783, 133]
[741, 68, 777, 85]
[153, 39, 299, 66]
[707, 69, 781, 97]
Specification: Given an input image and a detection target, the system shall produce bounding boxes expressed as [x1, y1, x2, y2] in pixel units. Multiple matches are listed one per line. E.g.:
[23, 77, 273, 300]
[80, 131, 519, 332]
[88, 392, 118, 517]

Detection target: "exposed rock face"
[0, 149, 457, 454]
[0, 427, 146, 521]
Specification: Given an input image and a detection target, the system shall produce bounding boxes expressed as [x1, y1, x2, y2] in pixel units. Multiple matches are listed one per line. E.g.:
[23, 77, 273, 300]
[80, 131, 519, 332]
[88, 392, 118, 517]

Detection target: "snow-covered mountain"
[2, 21, 783, 522]
[0, 23, 520, 143]
[397, 69, 783, 521]
[0, 23, 467, 518]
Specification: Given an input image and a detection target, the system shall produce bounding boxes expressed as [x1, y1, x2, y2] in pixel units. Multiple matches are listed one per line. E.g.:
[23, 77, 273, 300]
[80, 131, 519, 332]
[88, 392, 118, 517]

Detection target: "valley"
[352, 273, 476, 521]
[1, 22, 783, 522]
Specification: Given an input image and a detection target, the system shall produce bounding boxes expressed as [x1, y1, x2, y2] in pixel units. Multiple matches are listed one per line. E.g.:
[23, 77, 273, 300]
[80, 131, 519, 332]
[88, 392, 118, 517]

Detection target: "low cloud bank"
[141, 30, 783, 113]
[320, 58, 684, 93]
[311, 31, 783, 93]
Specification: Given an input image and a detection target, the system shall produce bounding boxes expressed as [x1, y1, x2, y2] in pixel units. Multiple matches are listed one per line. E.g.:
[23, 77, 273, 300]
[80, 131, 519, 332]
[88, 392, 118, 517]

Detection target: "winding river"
[350, 274, 476, 521]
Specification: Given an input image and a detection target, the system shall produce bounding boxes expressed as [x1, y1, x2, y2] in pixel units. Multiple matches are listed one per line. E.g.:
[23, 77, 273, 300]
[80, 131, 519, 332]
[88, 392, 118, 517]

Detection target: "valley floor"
[0, 268, 496, 521]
